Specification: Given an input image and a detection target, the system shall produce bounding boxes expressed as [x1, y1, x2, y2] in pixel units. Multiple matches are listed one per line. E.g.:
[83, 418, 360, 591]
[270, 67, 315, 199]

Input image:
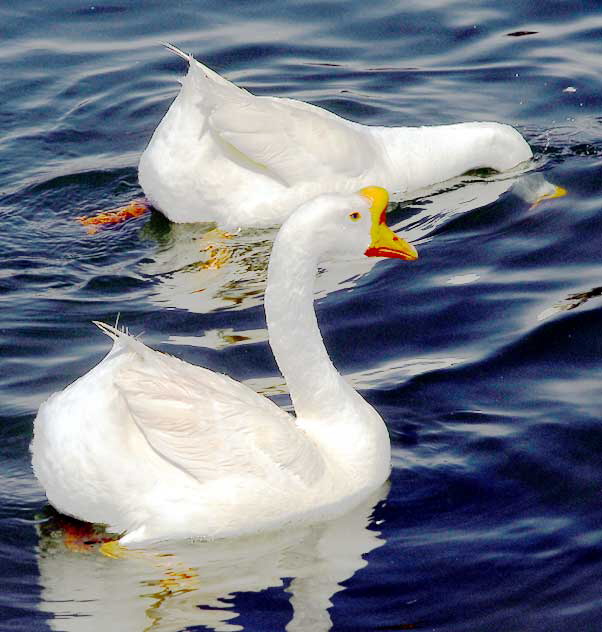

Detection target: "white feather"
[138, 44, 533, 228]
[31, 188, 410, 544]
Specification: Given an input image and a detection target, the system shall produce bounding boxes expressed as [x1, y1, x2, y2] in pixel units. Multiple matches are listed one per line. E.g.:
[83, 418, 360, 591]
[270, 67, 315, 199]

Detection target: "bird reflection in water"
[36, 484, 388, 632]
[134, 171, 566, 322]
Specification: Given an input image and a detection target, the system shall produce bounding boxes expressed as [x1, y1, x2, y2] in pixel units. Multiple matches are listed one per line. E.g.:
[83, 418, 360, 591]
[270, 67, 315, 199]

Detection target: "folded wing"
[182, 52, 376, 186]
[113, 337, 326, 487]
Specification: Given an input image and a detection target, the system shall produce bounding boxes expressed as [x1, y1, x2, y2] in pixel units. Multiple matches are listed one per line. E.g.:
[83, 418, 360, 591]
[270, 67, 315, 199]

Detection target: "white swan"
[31, 186, 417, 545]
[138, 44, 533, 228]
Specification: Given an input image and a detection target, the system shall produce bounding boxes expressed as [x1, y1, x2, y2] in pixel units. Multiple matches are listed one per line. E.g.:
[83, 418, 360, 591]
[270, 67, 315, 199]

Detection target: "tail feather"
[161, 42, 192, 64]
[162, 42, 244, 95]
[93, 320, 129, 340]
[93, 320, 160, 365]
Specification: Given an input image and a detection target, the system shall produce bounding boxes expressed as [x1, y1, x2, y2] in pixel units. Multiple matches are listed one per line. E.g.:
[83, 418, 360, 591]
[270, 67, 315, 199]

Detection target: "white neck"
[264, 208, 391, 486]
[265, 218, 353, 420]
[373, 121, 532, 193]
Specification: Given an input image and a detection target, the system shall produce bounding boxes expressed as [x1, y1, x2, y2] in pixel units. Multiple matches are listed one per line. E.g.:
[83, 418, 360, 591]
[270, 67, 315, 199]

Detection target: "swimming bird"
[31, 186, 417, 545]
[137, 44, 533, 229]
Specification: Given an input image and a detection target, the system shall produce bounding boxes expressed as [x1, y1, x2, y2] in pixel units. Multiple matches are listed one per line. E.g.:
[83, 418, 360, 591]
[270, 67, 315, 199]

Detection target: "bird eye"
[349, 212, 362, 221]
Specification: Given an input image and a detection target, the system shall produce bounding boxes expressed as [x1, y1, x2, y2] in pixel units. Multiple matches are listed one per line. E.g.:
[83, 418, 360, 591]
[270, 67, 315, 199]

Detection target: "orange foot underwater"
[77, 198, 151, 234]
[37, 507, 118, 554]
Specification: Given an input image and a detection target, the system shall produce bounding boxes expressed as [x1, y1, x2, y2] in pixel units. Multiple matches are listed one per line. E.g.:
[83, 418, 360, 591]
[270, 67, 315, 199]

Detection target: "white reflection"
[139, 172, 531, 320]
[167, 328, 265, 350]
[140, 217, 383, 316]
[242, 355, 465, 398]
[389, 169, 523, 243]
[139, 219, 275, 314]
[36, 485, 388, 632]
[446, 273, 480, 285]
[508, 172, 566, 207]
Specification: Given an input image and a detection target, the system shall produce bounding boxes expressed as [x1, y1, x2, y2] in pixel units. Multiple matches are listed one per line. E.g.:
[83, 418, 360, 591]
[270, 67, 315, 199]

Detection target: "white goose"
[138, 44, 533, 229]
[32, 187, 417, 545]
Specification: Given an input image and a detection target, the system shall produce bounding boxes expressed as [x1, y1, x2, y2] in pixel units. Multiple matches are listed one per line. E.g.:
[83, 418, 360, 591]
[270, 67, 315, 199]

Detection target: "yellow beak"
[529, 184, 568, 209]
[360, 186, 418, 261]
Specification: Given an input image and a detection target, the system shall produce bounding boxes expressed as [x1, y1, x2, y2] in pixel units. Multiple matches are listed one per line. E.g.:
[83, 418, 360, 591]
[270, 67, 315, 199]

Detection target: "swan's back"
[31, 324, 331, 540]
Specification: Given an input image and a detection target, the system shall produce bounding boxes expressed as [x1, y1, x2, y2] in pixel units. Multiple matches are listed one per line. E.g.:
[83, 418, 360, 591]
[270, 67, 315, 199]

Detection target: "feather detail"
[139, 44, 532, 226]
[210, 98, 375, 185]
[94, 325, 327, 487]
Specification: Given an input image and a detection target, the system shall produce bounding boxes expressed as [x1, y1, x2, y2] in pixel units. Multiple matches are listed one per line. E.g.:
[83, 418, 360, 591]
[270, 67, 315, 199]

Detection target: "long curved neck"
[264, 221, 352, 420]
[374, 121, 532, 192]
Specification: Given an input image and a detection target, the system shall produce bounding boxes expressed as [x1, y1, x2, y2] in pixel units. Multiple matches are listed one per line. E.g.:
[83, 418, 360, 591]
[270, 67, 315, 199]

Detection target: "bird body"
[139, 44, 532, 228]
[32, 187, 416, 545]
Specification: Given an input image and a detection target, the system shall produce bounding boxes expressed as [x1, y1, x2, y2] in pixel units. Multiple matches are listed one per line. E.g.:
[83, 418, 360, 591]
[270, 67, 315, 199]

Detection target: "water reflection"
[537, 285, 602, 321]
[509, 172, 567, 208]
[139, 212, 381, 318]
[139, 214, 275, 313]
[138, 173, 538, 321]
[36, 485, 388, 632]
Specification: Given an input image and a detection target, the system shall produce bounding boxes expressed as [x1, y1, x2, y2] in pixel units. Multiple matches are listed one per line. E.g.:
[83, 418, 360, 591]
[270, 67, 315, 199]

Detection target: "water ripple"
[1, 1, 602, 630]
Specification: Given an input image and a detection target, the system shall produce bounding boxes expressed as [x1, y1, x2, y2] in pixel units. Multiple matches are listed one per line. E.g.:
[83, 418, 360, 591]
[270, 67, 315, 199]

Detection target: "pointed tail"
[161, 42, 193, 64]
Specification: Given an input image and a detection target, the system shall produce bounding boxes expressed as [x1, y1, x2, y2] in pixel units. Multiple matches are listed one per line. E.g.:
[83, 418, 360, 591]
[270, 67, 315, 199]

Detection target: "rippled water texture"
[1, 1, 602, 630]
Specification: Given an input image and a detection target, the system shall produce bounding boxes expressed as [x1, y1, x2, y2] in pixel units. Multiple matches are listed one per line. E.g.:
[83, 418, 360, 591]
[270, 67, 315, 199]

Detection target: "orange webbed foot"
[77, 198, 151, 234]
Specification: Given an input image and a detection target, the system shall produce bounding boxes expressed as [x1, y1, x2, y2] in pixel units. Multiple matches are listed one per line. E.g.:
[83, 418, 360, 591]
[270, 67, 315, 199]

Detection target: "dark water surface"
[1, 1, 602, 631]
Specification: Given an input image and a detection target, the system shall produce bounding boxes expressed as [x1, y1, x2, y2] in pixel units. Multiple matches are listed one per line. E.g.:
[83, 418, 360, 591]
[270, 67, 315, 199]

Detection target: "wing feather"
[168, 47, 376, 186]
[209, 96, 375, 185]
[115, 347, 326, 486]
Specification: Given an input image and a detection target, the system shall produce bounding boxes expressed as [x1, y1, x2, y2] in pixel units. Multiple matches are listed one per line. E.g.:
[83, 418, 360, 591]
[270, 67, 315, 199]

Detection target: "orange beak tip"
[364, 244, 418, 261]
[358, 185, 417, 261]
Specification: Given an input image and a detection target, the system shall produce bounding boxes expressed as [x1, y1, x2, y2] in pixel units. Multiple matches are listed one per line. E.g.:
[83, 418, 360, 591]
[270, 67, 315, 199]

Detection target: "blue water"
[1, 1, 602, 630]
